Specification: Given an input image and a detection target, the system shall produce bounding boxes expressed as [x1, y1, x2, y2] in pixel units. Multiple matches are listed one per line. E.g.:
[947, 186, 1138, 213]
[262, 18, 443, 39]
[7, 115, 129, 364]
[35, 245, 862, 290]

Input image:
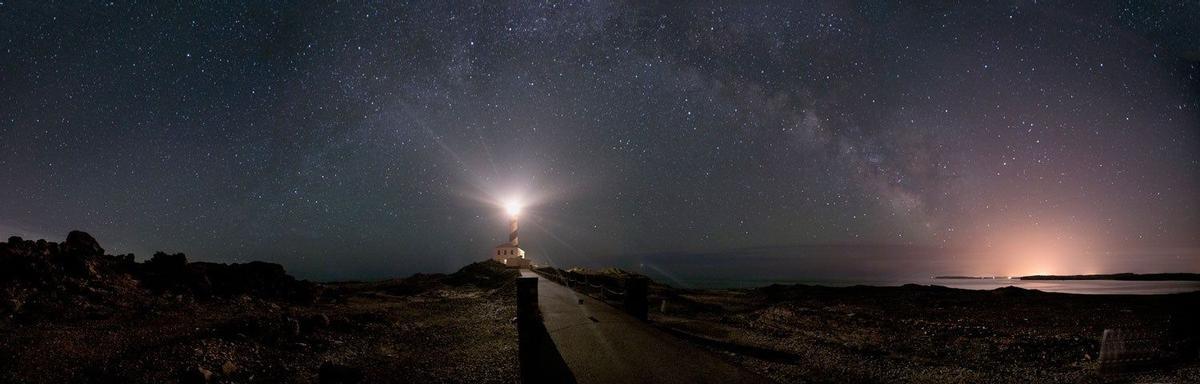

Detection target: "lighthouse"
[492, 202, 530, 268]
[509, 215, 519, 247]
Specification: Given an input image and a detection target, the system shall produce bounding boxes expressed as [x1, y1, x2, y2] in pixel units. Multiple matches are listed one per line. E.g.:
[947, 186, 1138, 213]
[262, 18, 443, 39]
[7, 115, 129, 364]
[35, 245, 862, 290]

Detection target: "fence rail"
[532, 268, 648, 320]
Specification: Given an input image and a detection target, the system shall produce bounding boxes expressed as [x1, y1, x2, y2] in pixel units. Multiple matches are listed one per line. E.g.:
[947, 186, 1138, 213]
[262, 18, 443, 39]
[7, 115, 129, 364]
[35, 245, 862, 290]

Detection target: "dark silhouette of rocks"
[326, 260, 518, 297]
[62, 230, 104, 256]
[445, 259, 520, 289]
[0, 234, 523, 383]
[0, 231, 319, 322]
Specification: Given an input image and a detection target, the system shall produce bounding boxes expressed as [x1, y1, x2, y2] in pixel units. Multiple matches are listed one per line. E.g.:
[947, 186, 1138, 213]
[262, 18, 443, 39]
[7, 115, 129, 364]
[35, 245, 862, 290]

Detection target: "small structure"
[492, 212, 531, 268]
[1098, 328, 1168, 376]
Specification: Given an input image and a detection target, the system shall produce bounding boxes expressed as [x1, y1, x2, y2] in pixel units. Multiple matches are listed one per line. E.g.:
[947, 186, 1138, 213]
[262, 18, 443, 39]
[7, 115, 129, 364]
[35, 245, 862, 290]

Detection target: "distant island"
[937, 273, 1200, 281]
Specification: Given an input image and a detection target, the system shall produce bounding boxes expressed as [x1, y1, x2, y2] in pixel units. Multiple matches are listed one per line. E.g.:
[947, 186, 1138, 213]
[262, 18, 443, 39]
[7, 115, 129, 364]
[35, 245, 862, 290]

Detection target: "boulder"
[148, 252, 188, 270]
[62, 231, 104, 256]
[284, 317, 301, 337]
[138, 252, 193, 292]
[301, 313, 331, 332]
[311, 313, 331, 328]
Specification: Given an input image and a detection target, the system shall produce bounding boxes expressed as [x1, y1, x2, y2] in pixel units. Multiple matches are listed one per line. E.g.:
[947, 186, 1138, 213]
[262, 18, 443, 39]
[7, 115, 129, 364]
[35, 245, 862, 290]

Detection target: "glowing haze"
[0, 2, 1197, 280]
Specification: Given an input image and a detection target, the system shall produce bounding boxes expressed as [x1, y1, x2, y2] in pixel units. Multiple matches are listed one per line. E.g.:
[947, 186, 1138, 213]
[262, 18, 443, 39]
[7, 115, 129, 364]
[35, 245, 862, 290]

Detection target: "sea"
[641, 275, 1200, 295]
[633, 246, 1200, 295]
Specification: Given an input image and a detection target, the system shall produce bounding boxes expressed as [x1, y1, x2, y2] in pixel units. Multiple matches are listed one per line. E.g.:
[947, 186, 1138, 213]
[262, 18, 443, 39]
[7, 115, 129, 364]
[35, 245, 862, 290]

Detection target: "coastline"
[3, 231, 1197, 383]
[640, 275, 1200, 294]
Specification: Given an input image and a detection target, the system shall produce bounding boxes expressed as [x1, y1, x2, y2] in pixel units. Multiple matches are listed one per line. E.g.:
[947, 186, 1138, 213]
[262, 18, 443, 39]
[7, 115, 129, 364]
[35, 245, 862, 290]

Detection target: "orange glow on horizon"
[975, 224, 1094, 277]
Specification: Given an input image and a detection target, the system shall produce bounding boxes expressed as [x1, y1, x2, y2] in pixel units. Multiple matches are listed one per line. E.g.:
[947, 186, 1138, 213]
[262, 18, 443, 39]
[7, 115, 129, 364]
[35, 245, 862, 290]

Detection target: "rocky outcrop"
[444, 260, 518, 289]
[0, 231, 320, 321]
[187, 261, 322, 303]
[62, 230, 104, 256]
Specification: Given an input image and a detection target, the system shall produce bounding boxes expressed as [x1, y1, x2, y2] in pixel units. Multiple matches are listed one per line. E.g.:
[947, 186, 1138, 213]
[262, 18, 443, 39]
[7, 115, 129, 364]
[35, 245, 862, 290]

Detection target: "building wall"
[492, 245, 525, 263]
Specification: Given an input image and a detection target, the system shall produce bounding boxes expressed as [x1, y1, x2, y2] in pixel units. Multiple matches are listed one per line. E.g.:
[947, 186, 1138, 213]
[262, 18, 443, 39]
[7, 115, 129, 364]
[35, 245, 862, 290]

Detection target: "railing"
[532, 267, 648, 321]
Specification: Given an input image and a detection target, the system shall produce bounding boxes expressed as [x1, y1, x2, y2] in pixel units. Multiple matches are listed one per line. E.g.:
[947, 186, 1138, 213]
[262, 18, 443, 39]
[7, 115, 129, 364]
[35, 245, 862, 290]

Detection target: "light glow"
[504, 200, 522, 217]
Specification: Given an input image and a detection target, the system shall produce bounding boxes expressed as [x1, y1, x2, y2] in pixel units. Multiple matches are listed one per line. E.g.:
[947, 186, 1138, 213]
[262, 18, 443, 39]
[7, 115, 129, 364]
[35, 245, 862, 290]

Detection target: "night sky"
[2, 1, 1198, 281]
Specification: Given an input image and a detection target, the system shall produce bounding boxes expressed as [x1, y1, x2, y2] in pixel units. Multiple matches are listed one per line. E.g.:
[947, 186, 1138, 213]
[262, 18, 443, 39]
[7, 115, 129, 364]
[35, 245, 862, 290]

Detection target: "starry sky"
[2, 1, 1198, 281]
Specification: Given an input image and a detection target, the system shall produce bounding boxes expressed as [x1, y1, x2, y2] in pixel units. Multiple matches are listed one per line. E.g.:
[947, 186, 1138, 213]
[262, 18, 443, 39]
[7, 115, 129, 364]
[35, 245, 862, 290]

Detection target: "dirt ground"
[4, 257, 1199, 383]
[0, 264, 521, 384]
[647, 283, 1200, 383]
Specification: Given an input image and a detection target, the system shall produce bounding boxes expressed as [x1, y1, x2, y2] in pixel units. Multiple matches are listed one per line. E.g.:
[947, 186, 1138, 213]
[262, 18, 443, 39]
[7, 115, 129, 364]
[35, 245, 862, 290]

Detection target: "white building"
[492, 214, 530, 268]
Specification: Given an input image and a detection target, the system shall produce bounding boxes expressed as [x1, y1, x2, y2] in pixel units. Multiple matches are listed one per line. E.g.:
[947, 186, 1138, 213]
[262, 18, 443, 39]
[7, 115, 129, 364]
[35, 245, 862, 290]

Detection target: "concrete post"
[517, 276, 538, 325]
[516, 276, 539, 381]
[624, 276, 648, 321]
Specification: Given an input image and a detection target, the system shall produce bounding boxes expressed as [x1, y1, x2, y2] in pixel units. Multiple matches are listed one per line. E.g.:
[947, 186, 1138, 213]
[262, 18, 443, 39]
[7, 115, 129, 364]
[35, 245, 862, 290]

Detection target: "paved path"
[520, 270, 772, 384]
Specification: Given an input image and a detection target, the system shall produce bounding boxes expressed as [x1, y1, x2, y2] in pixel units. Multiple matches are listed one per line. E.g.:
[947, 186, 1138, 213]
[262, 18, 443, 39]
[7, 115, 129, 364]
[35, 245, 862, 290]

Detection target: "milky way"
[1, 2, 1197, 280]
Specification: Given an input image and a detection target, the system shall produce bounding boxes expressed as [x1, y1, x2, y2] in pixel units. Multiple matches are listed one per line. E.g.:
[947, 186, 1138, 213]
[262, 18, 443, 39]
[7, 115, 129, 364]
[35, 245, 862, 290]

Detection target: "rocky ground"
[4, 234, 1198, 383]
[0, 232, 519, 384]
[645, 282, 1200, 383]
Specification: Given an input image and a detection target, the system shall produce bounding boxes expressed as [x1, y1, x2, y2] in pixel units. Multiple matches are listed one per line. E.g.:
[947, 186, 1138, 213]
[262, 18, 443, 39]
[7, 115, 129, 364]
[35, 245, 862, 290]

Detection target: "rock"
[445, 260, 519, 289]
[221, 361, 238, 375]
[309, 313, 330, 328]
[139, 252, 194, 292]
[148, 251, 188, 270]
[330, 316, 352, 329]
[292, 281, 324, 304]
[285, 317, 301, 336]
[188, 260, 316, 302]
[319, 362, 363, 384]
[179, 366, 213, 384]
[300, 312, 331, 331]
[62, 231, 104, 256]
[62, 254, 100, 278]
[0, 230, 318, 323]
[6, 298, 23, 313]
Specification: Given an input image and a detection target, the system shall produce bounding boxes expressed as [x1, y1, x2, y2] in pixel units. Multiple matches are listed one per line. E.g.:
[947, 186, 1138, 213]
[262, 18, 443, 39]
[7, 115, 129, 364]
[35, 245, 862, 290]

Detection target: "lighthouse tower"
[492, 209, 530, 268]
[508, 216, 519, 247]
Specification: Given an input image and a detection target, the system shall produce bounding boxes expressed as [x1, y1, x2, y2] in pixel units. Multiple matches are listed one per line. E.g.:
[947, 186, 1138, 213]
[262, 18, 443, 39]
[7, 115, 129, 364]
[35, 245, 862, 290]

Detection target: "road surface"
[520, 270, 772, 384]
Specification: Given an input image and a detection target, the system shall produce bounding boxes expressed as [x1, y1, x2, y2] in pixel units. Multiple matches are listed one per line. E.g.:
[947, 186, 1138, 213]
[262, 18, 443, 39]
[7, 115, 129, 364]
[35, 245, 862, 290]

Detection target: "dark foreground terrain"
[540, 267, 1200, 383]
[3, 233, 1198, 383]
[644, 279, 1200, 383]
[0, 232, 519, 383]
